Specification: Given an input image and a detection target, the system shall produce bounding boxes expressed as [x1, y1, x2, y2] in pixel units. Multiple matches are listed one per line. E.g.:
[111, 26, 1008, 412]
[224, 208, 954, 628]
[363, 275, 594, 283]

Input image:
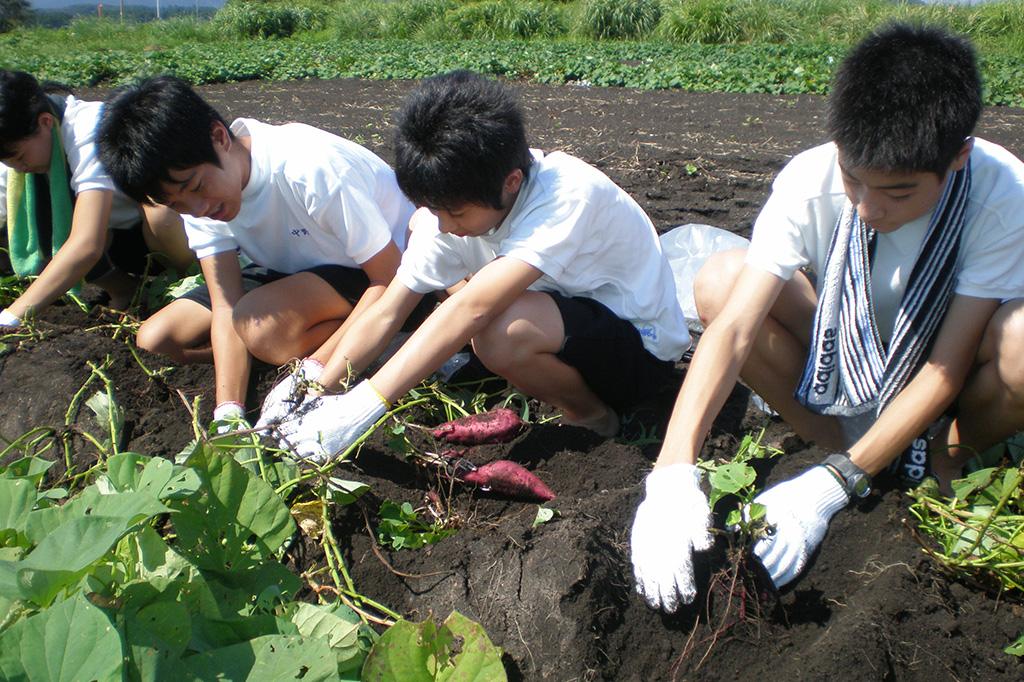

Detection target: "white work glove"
[211, 401, 251, 435]
[254, 358, 324, 431]
[0, 308, 21, 329]
[275, 380, 388, 463]
[751, 466, 850, 588]
[631, 463, 713, 612]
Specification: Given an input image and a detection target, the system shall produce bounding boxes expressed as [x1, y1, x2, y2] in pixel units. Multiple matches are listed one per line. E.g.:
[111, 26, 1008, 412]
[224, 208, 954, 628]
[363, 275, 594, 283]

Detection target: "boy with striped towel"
[631, 23, 1024, 612]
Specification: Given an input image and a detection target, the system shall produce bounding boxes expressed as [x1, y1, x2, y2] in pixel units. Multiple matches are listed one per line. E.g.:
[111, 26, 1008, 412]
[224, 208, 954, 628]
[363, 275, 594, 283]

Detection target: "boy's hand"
[0, 308, 21, 329]
[254, 358, 324, 431]
[631, 463, 713, 612]
[276, 380, 387, 462]
[751, 466, 850, 588]
[211, 401, 251, 435]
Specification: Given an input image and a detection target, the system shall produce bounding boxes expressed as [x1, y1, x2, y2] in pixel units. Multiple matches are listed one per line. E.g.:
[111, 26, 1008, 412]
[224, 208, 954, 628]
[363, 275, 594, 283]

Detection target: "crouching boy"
[259, 70, 690, 460]
[97, 76, 419, 428]
[631, 23, 1024, 614]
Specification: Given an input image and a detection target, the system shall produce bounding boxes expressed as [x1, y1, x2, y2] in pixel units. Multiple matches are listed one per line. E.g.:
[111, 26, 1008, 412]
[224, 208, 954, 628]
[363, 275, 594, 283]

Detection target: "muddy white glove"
[255, 358, 324, 431]
[212, 401, 250, 435]
[0, 308, 21, 329]
[631, 463, 713, 612]
[276, 380, 387, 463]
[752, 466, 850, 588]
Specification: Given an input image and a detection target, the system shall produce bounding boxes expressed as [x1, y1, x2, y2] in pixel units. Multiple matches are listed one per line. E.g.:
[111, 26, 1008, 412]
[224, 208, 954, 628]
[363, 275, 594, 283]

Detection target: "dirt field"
[4, 78, 1024, 681]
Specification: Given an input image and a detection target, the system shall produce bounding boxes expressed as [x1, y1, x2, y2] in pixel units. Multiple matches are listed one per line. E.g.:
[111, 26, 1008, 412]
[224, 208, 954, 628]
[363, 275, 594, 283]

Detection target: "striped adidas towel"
[795, 161, 971, 419]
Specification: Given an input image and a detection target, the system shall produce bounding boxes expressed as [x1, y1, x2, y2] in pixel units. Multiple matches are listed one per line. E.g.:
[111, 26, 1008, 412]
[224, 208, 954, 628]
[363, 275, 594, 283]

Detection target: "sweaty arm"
[6, 189, 112, 319]
[655, 264, 786, 468]
[371, 256, 543, 402]
[202, 252, 250, 407]
[848, 294, 999, 475]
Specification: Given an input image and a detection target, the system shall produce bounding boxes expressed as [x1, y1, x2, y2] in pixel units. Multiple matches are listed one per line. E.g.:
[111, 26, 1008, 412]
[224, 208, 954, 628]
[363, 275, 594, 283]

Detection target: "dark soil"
[4, 79, 1024, 681]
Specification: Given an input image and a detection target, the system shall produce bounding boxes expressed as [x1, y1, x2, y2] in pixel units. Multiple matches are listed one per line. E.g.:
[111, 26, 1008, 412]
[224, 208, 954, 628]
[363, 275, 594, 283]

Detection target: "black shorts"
[181, 263, 436, 331]
[84, 222, 155, 282]
[549, 292, 677, 412]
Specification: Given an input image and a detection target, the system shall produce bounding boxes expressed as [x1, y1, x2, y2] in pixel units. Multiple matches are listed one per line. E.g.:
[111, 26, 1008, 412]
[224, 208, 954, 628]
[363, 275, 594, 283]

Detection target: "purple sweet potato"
[431, 408, 524, 445]
[461, 460, 555, 502]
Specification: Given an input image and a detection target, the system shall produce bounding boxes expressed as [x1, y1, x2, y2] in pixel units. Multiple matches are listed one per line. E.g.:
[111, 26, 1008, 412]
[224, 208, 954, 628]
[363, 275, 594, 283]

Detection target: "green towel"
[5, 124, 73, 276]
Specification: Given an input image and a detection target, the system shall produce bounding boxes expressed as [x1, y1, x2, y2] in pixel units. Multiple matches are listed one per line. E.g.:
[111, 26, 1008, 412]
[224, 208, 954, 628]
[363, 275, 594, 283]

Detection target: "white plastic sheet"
[659, 223, 750, 329]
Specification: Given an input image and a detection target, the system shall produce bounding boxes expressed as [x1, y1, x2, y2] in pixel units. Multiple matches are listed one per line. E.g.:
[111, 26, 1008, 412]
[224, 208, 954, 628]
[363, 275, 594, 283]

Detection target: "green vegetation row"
[3, 1, 1024, 103]
[16, 0, 1024, 49]
[0, 36, 1020, 106]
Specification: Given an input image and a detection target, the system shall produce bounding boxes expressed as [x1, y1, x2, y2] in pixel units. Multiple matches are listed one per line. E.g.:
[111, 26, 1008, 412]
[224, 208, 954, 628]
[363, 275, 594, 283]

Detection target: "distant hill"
[28, 2, 224, 27]
[30, 1, 225, 8]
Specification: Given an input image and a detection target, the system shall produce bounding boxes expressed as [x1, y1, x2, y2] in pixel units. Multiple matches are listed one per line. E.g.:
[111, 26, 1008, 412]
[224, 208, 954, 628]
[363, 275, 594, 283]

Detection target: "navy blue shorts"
[181, 263, 436, 330]
[548, 292, 677, 411]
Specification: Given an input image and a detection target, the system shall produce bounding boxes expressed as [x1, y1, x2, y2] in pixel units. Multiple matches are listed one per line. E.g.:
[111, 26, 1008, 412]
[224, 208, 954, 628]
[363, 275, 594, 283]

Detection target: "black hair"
[827, 23, 982, 176]
[394, 70, 532, 210]
[0, 70, 71, 158]
[97, 75, 230, 204]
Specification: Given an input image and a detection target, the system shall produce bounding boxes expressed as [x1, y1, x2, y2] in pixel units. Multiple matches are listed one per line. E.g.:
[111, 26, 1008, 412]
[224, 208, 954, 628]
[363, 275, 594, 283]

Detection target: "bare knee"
[232, 305, 286, 365]
[471, 312, 538, 377]
[137, 316, 185, 362]
[986, 300, 1024, 402]
[694, 249, 746, 325]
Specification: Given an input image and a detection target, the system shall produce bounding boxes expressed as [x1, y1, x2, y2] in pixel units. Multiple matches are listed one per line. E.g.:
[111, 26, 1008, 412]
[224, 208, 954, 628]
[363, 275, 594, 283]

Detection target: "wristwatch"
[822, 452, 872, 498]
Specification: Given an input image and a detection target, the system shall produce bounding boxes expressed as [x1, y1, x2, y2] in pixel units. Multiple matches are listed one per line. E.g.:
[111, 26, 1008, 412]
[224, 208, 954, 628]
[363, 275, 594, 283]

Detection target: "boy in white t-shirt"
[631, 23, 1024, 613]
[0, 70, 191, 327]
[97, 76, 421, 428]
[257, 70, 690, 460]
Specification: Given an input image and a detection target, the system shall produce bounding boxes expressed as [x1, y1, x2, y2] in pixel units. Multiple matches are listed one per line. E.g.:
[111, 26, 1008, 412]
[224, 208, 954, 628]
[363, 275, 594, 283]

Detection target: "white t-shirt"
[747, 139, 1024, 340]
[0, 95, 140, 231]
[184, 118, 415, 273]
[396, 150, 691, 362]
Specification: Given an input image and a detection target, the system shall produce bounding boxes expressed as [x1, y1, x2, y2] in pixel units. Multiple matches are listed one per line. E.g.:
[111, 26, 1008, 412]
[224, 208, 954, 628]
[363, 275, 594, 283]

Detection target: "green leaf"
[362, 611, 505, 681]
[725, 509, 742, 528]
[170, 448, 295, 574]
[102, 453, 202, 500]
[1005, 631, 1024, 657]
[188, 613, 296, 652]
[181, 634, 336, 681]
[437, 611, 506, 681]
[0, 456, 55, 485]
[709, 462, 756, 494]
[951, 467, 995, 500]
[532, 506, 555, 528]
[746, 502, 766, 522]
[287, 601, 372, 675]
[85, 389, 125, 454]
[0, 592, 123, 681]
[328, 478, 370, 506]
[0, 479, 35, 542]
[124, 598, 191, 682]
[1, 496, 167, 606]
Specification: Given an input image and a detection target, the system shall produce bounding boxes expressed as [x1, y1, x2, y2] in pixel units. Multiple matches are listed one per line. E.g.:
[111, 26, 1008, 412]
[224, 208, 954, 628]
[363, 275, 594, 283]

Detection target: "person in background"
[0, 69, 191, 328]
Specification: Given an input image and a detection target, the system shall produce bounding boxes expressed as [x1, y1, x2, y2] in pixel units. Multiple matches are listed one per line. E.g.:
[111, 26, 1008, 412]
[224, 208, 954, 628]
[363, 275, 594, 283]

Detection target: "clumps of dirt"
[0, 301, 217, 480]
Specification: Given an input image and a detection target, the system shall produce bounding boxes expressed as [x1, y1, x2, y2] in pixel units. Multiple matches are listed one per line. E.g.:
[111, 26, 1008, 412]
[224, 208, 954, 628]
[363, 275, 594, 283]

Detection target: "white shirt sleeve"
[498, 197, 590, 280]
[956, 205, 1024, 299]
[61, 98, 115, 195]
[745, 166, 819, 281]
[396, 209, 473, 293]
[184, 217, 238, 260]
[300, 166, 393, 266]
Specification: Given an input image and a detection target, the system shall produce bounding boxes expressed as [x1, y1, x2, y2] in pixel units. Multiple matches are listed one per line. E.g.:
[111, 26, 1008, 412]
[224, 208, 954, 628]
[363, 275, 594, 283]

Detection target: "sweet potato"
[431, 408, 524, 445]
[461, 460, 555, 502]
